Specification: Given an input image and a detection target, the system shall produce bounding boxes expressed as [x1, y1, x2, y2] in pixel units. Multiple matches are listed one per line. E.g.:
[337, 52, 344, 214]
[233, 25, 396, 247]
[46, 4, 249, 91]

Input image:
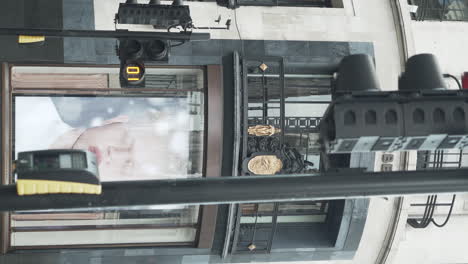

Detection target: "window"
[243, 58, 329, 175]
[231, 56, 346, 254]
[410, 0, 468, 21]
[9, 65, 206, 248]
[232, 201, 331, 253]
[235, 0, 336, 7]
[215, 0, 343, 8]
[11, 207, 200, 247]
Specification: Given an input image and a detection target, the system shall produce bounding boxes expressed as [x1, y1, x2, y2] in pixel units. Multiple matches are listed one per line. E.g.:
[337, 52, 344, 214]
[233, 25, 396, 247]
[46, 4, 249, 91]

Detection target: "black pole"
[2, 169, 468, 212]
[173, 0, 184, 5]
[0, 28, 210, 41]
[443, 73, 462, 90]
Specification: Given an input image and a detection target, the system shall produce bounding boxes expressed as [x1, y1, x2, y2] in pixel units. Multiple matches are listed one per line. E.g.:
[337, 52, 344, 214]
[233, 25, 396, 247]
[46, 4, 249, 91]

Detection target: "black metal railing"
[231, 56, 333, 253]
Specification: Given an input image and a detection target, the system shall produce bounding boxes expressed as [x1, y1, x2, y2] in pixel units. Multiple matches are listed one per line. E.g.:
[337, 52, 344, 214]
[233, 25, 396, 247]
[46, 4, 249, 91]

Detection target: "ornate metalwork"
[247, 155, 283, 175]
[248, 116, 321, 132]
[247, 136, 281, 155]
[245, 136, 314, 175]
[248, 125, 281, 136]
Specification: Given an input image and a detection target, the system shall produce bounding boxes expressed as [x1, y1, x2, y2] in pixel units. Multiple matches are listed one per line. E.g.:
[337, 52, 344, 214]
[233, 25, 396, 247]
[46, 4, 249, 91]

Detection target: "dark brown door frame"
[2, 64, 223, 251]
[197, 65, 223, 249]
[1, 63, 11, 254]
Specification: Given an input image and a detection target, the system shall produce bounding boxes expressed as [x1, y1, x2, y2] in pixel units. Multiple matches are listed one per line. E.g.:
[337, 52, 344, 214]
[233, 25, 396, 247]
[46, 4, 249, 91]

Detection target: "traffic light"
[116, 0, 191, 29]
[320, 54, 468, 154]
[334, 54, 381, 93]
[118, 38, 169, 88]
[117, 0, 177, 88]
[399, 53, 447, 91]
[120, 60, 145, 87]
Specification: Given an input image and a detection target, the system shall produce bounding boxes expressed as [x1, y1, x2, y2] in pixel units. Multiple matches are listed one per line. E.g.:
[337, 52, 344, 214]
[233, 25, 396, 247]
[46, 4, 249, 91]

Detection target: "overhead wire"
[408, 150, 457, 228]
[431, 149, 461, 227]
[432, 194, 456, 227]
[233, 8, 244, 56]
[443, 73, 463, 90]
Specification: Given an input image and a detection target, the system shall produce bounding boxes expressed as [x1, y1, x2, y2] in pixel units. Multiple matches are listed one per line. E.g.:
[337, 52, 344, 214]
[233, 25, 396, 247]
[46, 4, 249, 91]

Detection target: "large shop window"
[409, 0, 468, 21]
[9, 66, 205, 248]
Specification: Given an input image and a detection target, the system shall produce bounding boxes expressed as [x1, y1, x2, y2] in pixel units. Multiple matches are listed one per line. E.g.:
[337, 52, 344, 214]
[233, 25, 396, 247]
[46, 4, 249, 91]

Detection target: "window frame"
[409, 0, 468, 22]
[215, 0, 342, 8]
[2, 63, 223, 251]
[1, 63, 11, 254]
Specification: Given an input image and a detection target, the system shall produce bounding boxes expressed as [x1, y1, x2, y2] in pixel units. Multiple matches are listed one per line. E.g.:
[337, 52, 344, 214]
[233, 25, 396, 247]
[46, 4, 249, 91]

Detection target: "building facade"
[0, 1, 468, 264]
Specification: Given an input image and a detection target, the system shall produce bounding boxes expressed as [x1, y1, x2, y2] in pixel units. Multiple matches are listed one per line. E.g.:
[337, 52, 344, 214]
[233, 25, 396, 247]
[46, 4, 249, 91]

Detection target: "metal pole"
[247, 74, 332, 78]
[2, 169, 468, 212]
[222, 51, 243, 259]
[0, 28, 210, 41]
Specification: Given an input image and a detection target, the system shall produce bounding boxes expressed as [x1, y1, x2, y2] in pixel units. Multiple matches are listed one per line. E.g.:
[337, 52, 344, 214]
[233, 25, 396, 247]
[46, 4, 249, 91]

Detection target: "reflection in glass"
[11, 206, 199, 246]
[11, 66, 205, 247]
[15, 95, 204, 182]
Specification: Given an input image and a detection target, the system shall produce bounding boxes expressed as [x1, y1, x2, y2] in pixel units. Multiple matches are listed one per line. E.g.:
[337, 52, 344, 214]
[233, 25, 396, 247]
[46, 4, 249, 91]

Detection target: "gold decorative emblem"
[248, 243, 257, 251]
[247, 155, 283, 175]
[248, 125, 281, 136]
[259, 63, 268, 72]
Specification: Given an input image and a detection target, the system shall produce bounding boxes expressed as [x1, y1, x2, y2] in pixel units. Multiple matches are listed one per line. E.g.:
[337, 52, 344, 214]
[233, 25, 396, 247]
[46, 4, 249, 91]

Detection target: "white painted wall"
[386, 191, 468, 264]
[382, 151, 468, 264]
[390, 215, 468, 264]
[411, 21, 468, 79]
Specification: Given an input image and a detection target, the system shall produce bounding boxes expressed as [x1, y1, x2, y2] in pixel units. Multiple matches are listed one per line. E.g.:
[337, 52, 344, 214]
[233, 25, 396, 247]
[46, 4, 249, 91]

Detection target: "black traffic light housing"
[399, 53, 447, 91]
[116, 0, 192, 29]
[118, 38, 170, 62]
[120, 60, 146, 87]
[118, 38, 170, 88]
[320, 54, 468, 154]
[334, 54, 381, 93]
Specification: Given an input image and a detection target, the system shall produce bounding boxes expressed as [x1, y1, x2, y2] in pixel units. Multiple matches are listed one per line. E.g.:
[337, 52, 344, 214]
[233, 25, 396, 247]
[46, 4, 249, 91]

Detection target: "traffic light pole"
[1, 168, 468, 212]
[0, 27, 210, 41]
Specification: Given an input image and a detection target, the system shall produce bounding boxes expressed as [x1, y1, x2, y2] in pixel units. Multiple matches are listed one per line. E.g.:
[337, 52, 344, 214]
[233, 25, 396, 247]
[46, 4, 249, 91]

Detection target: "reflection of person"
[50, 114, 192, 182]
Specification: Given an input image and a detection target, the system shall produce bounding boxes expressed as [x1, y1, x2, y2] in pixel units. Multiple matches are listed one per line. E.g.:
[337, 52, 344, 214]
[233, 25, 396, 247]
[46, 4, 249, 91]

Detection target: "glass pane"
[12, 229, 197, 246]
[11, 206, 199, 246]
[11, 66, 205, 247]
[278, 201, 328, 215]
[235, 201, 330, 252]
[240, 202, 327, 219]
[14, 95, 204, 181]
